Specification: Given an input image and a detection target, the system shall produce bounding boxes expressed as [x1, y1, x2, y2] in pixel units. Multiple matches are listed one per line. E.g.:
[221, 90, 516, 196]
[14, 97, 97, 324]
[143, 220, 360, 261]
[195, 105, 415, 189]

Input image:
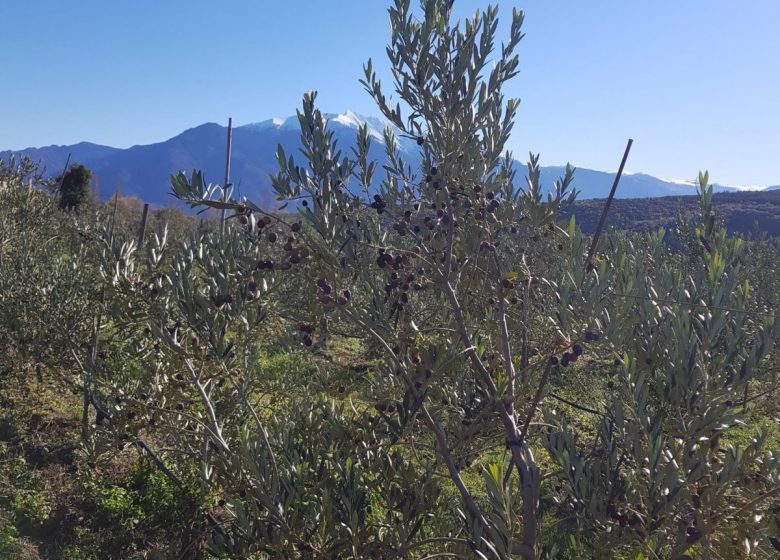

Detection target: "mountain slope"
[566, 189, 780, 237]
[1, 112, 774, 206]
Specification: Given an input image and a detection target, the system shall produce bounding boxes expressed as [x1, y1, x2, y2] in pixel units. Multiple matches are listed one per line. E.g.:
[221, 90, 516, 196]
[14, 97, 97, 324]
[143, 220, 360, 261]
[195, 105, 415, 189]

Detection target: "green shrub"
[59, 544, 96, 560]
[13, 490, 51, 528]
[94, 486, 141, 529]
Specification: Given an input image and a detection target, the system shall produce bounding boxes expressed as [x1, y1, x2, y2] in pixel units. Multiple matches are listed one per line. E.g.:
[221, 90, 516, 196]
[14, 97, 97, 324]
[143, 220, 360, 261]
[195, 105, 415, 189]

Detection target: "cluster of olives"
[473, 191, 502, 221]
[550, 334, 601, 368]
[422, 165, 440, 189]
[337, 289, 352, 306]
[376, 249, 427, 310]
[412, 203, 453, 234]
[479, 240, 496, 253]
[315, 277, 334, 305]
[213, 293, 234, 308]
[265, 223, 310, 269]
[584, 330, 601, 342]
[559, 343, 583, 367]
[391, 209, 415, 236]
[236, 210, 310, 268]
[255, 214, 272, 229]
[298, 322, 315, 347]
[606, 502, 641, 529]
[376, 248, 405, 270]
[241, 212, 274, 232]
[370, 194, 387, 214]
[461, 182, 506, 224]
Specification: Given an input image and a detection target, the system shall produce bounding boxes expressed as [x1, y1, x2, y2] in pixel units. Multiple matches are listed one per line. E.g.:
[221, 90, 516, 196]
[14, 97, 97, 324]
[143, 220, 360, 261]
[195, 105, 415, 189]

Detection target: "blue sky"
[1, 1, 778, 186]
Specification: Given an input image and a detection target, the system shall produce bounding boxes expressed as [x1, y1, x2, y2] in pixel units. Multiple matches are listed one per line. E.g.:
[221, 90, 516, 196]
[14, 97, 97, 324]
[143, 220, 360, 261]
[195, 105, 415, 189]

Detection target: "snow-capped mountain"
[1, 111, 773, 207]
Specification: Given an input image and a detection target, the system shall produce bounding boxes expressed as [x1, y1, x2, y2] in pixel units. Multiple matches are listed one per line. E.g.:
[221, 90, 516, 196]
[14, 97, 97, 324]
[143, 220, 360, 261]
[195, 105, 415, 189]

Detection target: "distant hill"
[3, 111, 774, 207]
[0, 114, 405, 207]
[8, 142, 121, 174]
[567, 189, 780, 237]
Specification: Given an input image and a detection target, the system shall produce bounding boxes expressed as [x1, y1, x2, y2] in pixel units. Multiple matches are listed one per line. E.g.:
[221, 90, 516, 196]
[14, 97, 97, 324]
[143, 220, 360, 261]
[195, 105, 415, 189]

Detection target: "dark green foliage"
[58, 164, 92, 210]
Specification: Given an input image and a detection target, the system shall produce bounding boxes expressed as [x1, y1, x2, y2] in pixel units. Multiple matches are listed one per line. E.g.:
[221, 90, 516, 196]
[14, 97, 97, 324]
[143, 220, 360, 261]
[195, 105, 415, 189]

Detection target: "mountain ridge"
[2, 111, 775, 207]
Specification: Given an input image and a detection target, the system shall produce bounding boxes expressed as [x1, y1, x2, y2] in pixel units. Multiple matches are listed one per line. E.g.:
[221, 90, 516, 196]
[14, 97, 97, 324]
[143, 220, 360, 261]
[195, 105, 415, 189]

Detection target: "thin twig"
[518, 359, 553, 444]
[548, 391, 605, 416]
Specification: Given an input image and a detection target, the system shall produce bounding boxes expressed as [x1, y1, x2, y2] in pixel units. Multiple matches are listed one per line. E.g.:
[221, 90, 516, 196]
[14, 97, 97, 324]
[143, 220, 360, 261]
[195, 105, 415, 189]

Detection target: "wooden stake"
[220, 117, 233, 236]
[584, 139, 633, 271]
[57, 153, 71, 194]
[83, 189, 120, 443]
[137, 203, 150, 248]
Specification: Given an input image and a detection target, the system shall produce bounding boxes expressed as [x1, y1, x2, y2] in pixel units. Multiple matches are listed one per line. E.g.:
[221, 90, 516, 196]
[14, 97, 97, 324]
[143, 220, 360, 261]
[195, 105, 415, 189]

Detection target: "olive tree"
[545, 180, 780, 558]
[171, 1, 609, 556]
[106, 1, 779, 558]
[0, 158, 97, 396]
[93, 192, 456, 557]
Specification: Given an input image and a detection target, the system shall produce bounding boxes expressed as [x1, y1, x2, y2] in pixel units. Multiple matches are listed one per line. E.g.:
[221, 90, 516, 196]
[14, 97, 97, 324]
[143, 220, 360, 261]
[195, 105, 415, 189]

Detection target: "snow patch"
[329, 110, 386, 141]
[658, 177, 766, 191]
[658, 177, 698, 187]
[241, 110, 402, 144]
[332, 110, 364, 128]
[722, 184, 766, 192]
[240, 116, 298, 131]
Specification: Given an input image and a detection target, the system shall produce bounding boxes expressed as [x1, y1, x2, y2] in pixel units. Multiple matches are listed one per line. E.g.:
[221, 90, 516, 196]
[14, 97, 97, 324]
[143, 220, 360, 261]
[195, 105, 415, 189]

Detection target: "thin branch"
[493, 254, 517, 399]
[440, 275, 538, 559]
[729, 484, 780, 521]
[739, 384, 778, 407]
[419, 404, 495, 541]
[184, 358, 229, 452]
[548, 391, 605, 416]
[225, 362, 280, 495]
[518, 359, 553, 444]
